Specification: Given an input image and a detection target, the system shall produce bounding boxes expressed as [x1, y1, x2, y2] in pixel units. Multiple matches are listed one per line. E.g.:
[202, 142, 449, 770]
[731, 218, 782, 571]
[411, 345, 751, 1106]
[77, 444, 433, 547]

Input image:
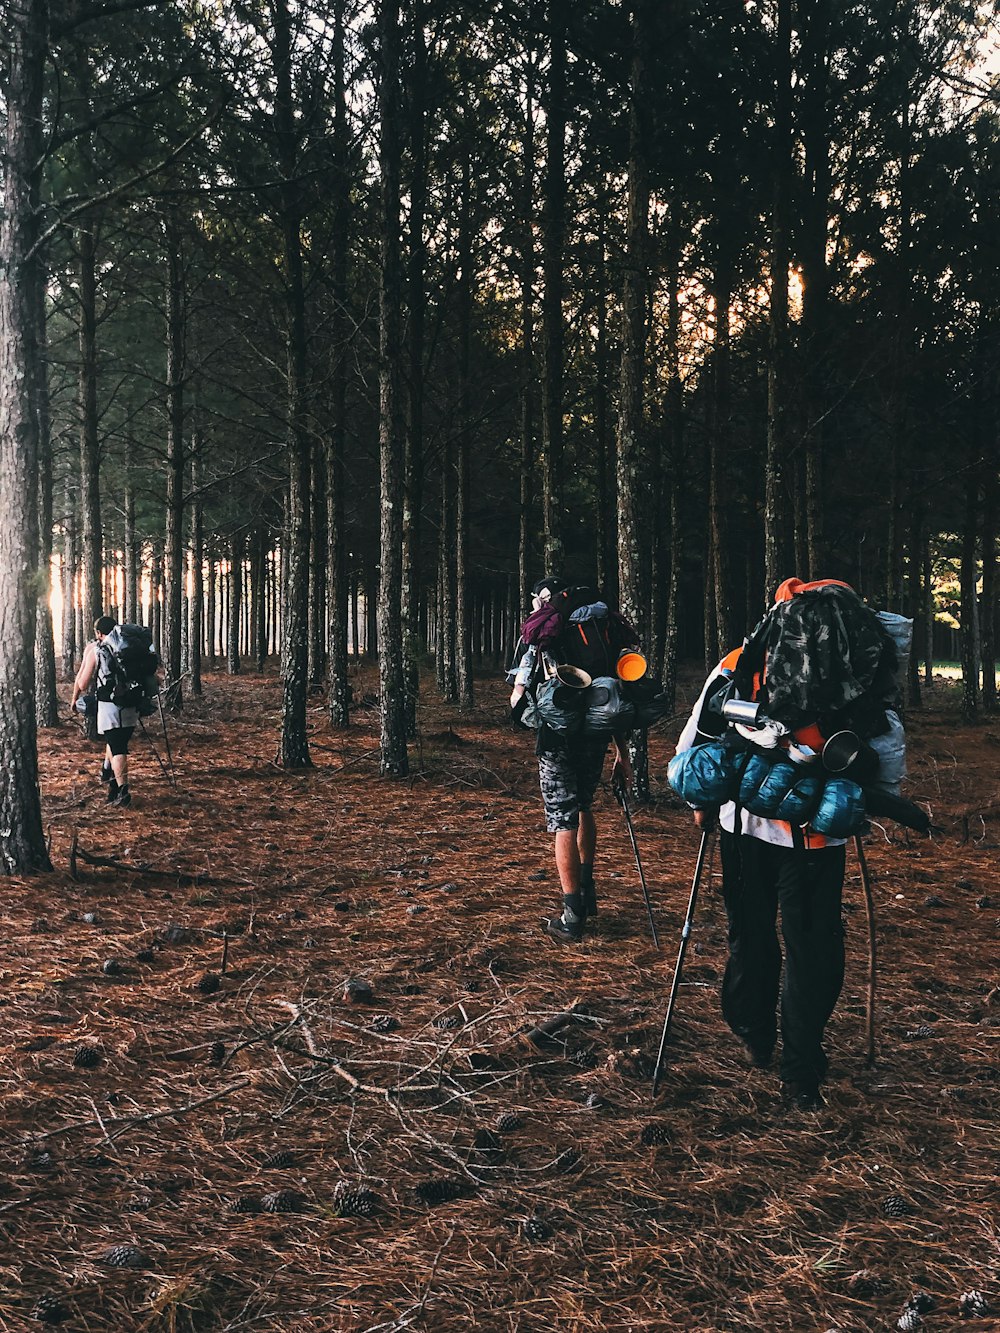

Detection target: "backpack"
[100, 624, 160, 716]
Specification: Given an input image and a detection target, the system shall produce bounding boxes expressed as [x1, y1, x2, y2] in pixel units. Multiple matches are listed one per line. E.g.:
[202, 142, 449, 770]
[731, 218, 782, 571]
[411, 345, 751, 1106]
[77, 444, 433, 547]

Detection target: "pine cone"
[229, 1195, 263, 1215]
[846, 1269, 881, 1297]
[583, 1092, 606, 1109]
[959, 1290, 989, 1318]
[414, 1177, 463, 1206]
[522, 1215, 551, 1241]
[261, 1150, 298, 1170]
[25, 1148, 54, 1173]
[640, 1123, 673, 1147]
[896, 1311, 922, 1333]
[334, 1189, 379, 1218]
[196, 972, 220, 995]
[496, 1112, 522, 1133]
[135, 948, 156, 963]
[434, 1014, 461, 1031]
[370, 1015, 399, 1034]
[904, 1025, 934, 1040]
[208, 1040, 226, 1065]
[905, 1293, 934, 1315]
[73, 1045, 102, 1069]
[31, 1295, 69, 1324]
[261, 1190, 307, 1214]
[553, 1148, 582, 1174]
[102, 1244, 148, 1269]
[881, 1193, 911, 1217]
[101, 959, 124, 977]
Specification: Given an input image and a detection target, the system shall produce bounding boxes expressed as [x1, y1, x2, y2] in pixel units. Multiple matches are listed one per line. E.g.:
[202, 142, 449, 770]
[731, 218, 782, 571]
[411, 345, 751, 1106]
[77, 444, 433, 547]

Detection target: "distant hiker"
[672, 577, 909, 1111]
[70, 616, 159, 809]
[509, 577, 642, 943]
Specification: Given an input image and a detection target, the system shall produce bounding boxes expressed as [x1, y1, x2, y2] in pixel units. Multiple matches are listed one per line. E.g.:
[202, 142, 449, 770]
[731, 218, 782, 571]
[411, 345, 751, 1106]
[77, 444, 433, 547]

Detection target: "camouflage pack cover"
[734, 585, 897, 737]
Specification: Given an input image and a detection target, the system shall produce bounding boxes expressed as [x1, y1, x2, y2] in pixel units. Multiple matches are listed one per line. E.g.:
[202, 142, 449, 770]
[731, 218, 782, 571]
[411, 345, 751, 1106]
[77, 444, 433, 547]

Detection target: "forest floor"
[2, 664, 999, 1333]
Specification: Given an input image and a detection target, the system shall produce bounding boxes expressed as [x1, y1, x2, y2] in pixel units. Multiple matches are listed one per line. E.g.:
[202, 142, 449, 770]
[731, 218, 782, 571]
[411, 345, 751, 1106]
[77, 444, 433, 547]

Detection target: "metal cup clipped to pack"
[551, 663, 593, 710]
[821, 730, 879, 782]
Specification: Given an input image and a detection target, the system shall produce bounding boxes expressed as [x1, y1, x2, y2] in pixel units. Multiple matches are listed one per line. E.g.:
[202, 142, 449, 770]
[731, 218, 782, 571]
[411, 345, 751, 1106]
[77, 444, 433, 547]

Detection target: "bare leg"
[554, 829, 581, 894]
[111, 754, 128, 787]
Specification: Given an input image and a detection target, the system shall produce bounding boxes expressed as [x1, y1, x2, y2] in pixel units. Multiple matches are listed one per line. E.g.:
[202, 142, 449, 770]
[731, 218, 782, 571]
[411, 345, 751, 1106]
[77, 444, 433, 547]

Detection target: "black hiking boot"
[544, 915, 584, 944]
[544, 893, 585, 943]
[781, 1081, 824, 1112]
[112, 786, 132, 809]
[581, 874, 597, 919]
[106, 780, 119, 804]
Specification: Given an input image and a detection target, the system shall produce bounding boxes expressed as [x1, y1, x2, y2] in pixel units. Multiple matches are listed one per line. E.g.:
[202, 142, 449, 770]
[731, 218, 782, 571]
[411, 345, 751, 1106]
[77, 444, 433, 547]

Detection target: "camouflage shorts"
[537, 739, 610, 832]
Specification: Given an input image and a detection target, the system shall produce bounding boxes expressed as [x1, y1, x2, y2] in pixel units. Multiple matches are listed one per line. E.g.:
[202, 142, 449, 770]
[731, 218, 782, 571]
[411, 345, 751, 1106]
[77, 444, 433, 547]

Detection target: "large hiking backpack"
[100, 624, 160, 716]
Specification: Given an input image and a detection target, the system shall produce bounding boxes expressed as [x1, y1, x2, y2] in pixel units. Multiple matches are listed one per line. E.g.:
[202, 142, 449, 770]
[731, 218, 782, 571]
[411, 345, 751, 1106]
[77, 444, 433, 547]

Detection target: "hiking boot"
[112, 787, 132, 809]
[544, 915, 583, 944]
[781, 1081, 823, 1112]
[100, 762, 113, 784]
[106, 782, 119, 804]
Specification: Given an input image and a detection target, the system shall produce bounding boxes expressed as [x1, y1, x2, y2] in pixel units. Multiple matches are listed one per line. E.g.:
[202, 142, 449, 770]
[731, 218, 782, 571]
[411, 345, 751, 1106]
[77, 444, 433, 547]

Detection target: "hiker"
[70, 615, 156, 808]
[673, 577, 907, 1111]
[509, 577, 640, 943]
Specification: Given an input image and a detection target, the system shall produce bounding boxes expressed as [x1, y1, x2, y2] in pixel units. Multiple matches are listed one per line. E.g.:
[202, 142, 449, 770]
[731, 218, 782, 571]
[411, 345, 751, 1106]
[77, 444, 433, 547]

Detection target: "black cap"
[532, 576, 566, 599]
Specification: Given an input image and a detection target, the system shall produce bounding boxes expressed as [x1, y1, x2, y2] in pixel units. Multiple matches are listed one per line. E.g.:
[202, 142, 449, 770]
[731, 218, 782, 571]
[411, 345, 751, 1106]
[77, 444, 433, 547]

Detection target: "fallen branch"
[70, 840, 251, 887]
[29, 1078, 251, 1145]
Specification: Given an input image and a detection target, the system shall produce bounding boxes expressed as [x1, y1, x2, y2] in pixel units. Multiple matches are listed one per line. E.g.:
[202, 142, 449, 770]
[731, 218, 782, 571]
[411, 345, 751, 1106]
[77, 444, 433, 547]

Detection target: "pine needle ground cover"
[2, 670, 998, 1332]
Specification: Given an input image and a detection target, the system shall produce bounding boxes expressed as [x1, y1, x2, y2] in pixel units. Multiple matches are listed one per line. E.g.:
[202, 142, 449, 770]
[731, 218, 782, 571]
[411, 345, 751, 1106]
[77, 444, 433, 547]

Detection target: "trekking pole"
[155, 694, 177, 786]
[854, 833, 877, 1068]
[651, 827, 712, 1095]
[611, 775, 659, 948]
[138, 717, 172, 784]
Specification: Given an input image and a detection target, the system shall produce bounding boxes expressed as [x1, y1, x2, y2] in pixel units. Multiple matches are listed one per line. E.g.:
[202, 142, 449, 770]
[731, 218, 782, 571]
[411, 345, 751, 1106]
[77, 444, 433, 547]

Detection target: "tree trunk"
[274, 0, 311, 769]
[377, 0, 408, 775]
[61, 474, 78, 679]
[517, 55, 536, 622]
[402, 0, 427, 737]
[34, 248, 59, 727]
[541, 0, 567, 572]
[906, 505, 922, 711]
[616, 0, 652, 801]
[800, 0, 831, 578]
[455, 145, 474, 710]
[960, 467, 981, 723]
[660, 211, 684, 710]
[189, 441, 203, 695]
[78, 218, 102, 628]
[763, 0, 792, 604]
[982, 461, 997, 714]
[228, 531, 243, 676]
[309, 439, 327, 684]
[162, 208, 186, 712]
[595, 206, 616, 603]
[0, 0, 50, 871]
[709, 270, 737, 653]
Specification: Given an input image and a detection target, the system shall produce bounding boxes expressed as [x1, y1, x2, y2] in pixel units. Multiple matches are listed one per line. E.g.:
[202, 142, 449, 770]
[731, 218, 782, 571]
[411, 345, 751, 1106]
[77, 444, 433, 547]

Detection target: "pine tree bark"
[309, 440, 327, 685]
[228, 531, 243, 676]
[34, 249, 59, 727]
[402, 0, 427, 736]
[189, 441, 203, 695]
[595, 206, 616, 603]
[455, 144, 474, 710]
[78, 218, 102, 627]
[800, 0, 831, 578]
[0, 0, 51, 872]
[377, 0, 408, 776]
[709, 268, 737, 654]
[61, 473, 78, 679]
[763, 0, 792, 604]
[982, 460, 997, 714]
[617, 0, 652, 802]
[960, 465, 981, 723]
[517, 57, 536, 620]
[541, 0, 568, 573]
[661, 214, 684, 711]
[274, 0, 311, 769]
[123, 435, 138, 623]
[162, 208, 186, 712]
[325, 1, 351, 728]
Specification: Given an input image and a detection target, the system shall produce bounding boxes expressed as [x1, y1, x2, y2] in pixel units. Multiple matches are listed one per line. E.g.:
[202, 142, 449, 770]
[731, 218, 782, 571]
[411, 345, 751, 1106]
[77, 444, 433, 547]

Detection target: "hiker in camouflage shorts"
[508, 577, 632, 943]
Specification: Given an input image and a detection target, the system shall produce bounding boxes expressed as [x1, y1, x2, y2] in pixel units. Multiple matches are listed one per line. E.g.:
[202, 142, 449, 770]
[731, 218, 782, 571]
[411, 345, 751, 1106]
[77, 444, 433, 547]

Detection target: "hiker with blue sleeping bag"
[508, 577, 655, 943]
[671, 578, 912, 1111]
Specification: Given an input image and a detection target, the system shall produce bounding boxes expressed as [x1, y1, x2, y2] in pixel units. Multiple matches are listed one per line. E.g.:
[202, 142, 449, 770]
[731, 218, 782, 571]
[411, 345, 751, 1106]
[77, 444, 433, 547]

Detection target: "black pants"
[719, 830, 846, 1090]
